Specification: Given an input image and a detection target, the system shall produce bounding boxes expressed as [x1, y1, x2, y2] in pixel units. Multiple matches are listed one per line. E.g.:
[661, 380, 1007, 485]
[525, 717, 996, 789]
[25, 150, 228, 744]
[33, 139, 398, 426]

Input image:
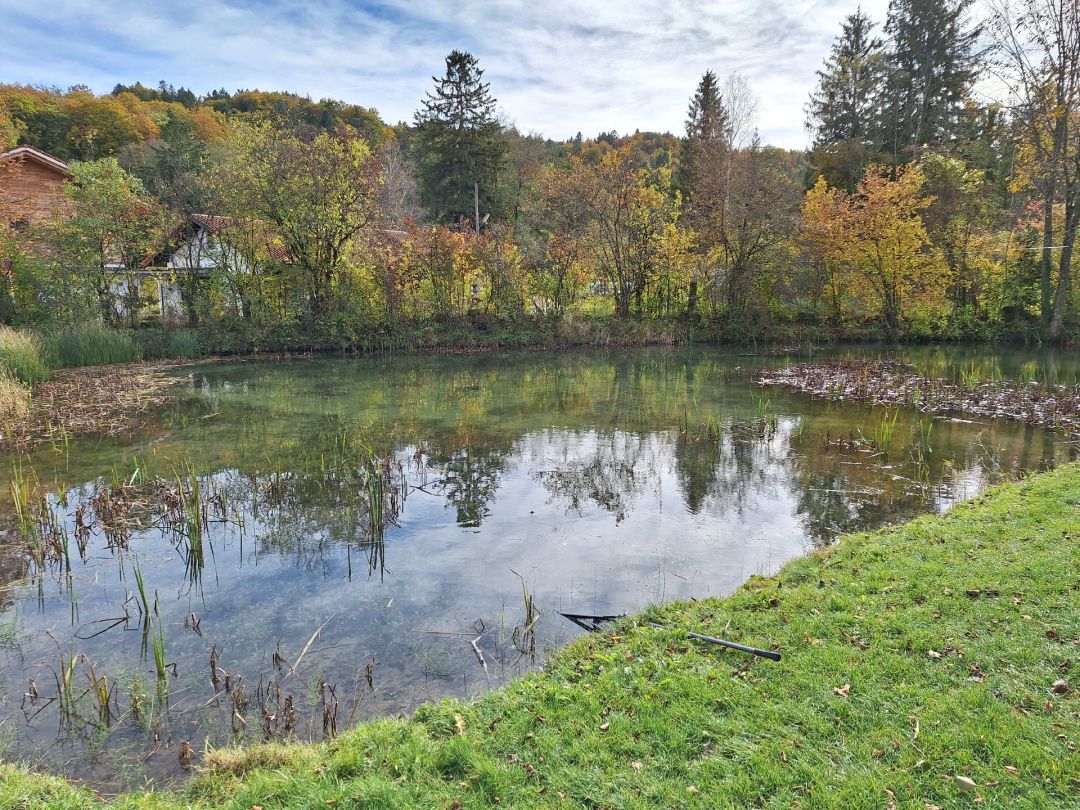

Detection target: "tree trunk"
[1048, 190, 1079, 341]
[1041, 115, 1067, 328]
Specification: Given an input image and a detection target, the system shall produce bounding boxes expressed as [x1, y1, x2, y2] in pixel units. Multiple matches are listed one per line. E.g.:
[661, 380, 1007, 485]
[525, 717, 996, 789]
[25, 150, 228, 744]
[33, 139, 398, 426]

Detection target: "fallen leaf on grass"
[928, 650, 942, 659]
[1051, 679, 1069, 694]
[833, 683, 851, 697]
[631, 761, 643, 771]
[955, 776, 977, 792]
[1003, 765, 1018, 775]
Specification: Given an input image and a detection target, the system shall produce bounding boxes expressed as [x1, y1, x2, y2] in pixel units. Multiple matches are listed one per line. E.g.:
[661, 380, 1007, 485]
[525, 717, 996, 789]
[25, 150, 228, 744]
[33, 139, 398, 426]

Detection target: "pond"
[1, 345, 1077, 791]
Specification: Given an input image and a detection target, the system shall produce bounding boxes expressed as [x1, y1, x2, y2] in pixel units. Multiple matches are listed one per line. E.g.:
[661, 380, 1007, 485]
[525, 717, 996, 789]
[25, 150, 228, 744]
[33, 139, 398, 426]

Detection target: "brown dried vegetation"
[0, 361, 191, 451]
[755, 360, 1080, 438]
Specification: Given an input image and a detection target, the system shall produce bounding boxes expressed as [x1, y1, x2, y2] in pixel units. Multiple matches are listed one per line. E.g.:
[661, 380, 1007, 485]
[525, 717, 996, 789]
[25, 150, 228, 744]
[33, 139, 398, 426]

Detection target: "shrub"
[0, 326, 50, 385]
[167, 330, 202, 359]
[46, 324, 142, 368]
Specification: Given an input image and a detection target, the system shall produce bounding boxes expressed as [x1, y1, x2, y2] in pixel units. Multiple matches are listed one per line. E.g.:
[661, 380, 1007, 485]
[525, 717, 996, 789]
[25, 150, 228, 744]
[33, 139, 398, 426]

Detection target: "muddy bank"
[754, 360, 1080, 437]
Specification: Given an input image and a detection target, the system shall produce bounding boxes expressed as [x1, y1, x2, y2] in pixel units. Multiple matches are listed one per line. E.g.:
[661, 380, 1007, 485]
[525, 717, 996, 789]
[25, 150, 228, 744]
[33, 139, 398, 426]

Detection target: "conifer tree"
[881, 0, 980, 156]
[414, 50, 508, 225]
[807, 9, 885, 148]
[679, 70, 728, 213]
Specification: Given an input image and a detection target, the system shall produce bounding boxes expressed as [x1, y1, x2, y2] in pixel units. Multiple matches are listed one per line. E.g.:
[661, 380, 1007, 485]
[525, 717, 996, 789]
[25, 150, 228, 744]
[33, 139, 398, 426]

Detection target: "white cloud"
[2, 0, 895, 147]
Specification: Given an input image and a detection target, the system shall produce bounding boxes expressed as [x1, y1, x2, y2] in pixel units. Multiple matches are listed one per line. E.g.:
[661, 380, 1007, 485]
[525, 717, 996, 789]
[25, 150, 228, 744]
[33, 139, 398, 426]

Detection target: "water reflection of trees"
[432, 445, 506, 528]
[5, 347, 1076, 589]
[534, 432, 649, 524]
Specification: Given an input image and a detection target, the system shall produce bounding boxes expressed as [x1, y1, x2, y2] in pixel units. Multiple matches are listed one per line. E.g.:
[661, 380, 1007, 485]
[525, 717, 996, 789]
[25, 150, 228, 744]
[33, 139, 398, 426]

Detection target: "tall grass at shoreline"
[0, 325, 50, 384]
[45, 324, 143, 368]
[0, 369, 31, 423]
[0, 324, 205, 395]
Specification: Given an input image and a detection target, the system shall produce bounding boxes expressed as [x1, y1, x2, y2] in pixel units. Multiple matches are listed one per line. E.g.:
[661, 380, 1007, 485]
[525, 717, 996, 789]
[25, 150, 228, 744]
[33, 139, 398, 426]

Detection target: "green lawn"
[4, 464, 1080, 809]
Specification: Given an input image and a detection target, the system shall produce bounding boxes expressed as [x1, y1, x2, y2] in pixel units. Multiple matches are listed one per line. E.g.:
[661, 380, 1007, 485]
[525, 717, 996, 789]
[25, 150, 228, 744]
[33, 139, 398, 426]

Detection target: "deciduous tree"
[50, 158, 164, 325]
[802, 164, 944, 336]
[217, 123, 381, 314]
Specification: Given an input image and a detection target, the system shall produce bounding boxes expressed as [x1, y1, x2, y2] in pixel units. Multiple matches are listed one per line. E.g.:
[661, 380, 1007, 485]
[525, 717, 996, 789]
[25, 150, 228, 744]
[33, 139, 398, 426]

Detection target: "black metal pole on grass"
[650, 623, 781, 661]
[556, 612, 780, 662]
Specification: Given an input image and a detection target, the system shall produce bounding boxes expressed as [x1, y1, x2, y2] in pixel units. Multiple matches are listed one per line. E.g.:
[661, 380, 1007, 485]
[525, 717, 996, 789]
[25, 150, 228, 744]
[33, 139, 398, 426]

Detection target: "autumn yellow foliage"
[802, 164, 949, 335]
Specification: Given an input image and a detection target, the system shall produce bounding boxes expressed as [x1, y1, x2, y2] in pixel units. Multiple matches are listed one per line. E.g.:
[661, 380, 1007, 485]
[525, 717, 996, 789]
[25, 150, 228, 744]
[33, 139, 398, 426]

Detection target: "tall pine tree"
[807, 9, 885, 148]
[806, 9, 886, 189]
[679, 71, 731, 318]
[679, 70, 728, 214]
[880, 0, 980, 157]
[414, 50, 508, 225]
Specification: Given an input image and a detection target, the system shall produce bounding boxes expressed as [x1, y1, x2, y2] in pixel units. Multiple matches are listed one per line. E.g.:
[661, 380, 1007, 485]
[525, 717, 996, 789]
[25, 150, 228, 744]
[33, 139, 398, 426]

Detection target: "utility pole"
[474, 181, 480, 235]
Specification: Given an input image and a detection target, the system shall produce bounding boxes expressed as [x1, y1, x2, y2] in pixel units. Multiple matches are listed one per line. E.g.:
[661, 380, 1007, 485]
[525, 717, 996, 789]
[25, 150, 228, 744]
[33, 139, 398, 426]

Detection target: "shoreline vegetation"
[754, 360, 1080, 440]
[3, 319, 1080, 452]
[3, 462, 1078, 808]
[0, 318, 698, 449]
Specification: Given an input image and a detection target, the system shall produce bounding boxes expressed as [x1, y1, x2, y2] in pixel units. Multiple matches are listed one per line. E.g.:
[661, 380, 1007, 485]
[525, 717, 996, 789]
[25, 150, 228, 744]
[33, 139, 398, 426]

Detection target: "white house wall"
[167, 230, 253, 274]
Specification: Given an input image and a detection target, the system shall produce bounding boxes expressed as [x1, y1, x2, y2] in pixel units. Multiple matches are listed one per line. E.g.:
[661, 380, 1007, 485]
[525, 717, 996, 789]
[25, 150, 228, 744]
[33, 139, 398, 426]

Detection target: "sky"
[0, 0, 897, 148]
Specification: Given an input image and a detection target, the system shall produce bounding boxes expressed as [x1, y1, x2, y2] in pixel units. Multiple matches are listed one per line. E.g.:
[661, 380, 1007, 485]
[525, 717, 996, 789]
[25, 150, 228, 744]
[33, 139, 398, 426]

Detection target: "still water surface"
[0, 345, 1076, 789]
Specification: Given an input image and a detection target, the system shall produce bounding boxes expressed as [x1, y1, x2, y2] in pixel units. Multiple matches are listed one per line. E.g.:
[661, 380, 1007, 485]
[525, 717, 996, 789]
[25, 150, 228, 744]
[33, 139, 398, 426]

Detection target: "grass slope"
[4, 465, 1080, 809]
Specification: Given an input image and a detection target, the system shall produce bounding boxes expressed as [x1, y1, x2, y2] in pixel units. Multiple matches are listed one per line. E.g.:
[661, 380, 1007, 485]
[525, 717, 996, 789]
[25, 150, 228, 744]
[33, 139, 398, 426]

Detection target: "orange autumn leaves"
[802, 164, 950, 336]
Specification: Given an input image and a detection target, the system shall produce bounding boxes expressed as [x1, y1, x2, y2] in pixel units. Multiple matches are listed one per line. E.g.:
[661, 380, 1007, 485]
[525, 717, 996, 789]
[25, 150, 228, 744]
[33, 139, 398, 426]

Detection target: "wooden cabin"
[0, 145, 72, 229]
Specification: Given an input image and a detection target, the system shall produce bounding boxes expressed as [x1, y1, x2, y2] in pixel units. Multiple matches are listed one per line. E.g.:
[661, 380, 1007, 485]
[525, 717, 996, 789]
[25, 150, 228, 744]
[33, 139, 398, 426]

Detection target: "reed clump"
[0, 325, 50, 385]
[45, 324, 143, 368]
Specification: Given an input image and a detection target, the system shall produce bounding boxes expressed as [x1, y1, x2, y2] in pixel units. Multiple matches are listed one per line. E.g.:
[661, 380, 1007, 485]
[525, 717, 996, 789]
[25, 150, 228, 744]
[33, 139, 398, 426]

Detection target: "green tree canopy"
[413, 50, 508, 225]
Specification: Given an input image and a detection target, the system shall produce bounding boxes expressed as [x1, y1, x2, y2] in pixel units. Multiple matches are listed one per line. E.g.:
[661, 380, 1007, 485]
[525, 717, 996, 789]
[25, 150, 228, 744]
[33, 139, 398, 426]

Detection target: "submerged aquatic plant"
[511, 570, 541, 657]
[917, 418, 934, 455]
[10, 461, 68, 570]
[131, 558, 152, 629]
[791, 417, 807, 442]
[85, 660, 114, 727]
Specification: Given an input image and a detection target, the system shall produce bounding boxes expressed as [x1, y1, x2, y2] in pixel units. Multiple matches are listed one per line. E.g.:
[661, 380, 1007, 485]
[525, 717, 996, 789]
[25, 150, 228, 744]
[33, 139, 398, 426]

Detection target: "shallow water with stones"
[0, 344, 1077, 791]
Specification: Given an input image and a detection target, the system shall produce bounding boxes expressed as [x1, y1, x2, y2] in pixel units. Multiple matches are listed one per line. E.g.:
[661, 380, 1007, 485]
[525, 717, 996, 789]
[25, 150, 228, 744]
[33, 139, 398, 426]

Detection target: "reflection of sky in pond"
[0, 345, 1076, 790]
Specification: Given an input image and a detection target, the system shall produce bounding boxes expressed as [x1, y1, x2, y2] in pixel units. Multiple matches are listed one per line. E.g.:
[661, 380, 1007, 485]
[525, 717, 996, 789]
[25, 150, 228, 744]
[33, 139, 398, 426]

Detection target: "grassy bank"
[3, 465, 1079, 808]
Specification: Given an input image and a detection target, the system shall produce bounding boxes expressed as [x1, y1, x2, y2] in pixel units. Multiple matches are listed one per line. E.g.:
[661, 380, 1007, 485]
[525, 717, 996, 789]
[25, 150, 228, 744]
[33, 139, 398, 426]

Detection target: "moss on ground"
[3, 465, 1079, 808]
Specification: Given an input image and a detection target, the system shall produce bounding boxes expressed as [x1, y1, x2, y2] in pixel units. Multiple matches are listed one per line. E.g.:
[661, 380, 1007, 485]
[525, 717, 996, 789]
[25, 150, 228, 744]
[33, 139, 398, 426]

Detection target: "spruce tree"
[880, 0, 980, 156]
[685, 70, 727, 144]
[807, 9, 885, 148]
[679, 70, 728, 212]
[414, 50, 508, 225]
